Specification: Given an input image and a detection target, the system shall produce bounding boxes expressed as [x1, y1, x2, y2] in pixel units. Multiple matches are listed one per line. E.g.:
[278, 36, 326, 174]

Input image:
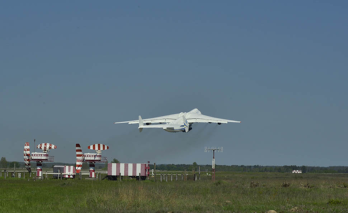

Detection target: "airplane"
[114, 108, 241, 133]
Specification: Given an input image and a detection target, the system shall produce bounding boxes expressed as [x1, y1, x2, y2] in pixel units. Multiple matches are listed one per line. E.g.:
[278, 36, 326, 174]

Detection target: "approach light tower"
[205, 147, 223, 182]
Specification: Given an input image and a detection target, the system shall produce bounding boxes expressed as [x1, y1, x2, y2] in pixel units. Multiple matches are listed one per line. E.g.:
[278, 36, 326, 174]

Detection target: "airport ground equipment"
[205, 147, 223, 182]
[107, 162, 150, 180]
[24, 142, 57, 179]
[76, 143, 109, 178]
[53, 165, 75, 178]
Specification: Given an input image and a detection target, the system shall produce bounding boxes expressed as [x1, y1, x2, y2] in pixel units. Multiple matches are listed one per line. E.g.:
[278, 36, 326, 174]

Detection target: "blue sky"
[1, 1, 347, 166]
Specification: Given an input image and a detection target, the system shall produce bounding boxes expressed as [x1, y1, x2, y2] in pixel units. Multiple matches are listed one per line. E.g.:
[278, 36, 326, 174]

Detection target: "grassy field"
[1, 172, 348, 213]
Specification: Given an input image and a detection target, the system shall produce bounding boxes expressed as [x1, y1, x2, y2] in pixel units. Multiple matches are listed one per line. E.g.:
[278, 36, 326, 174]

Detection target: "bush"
[250, 181, 259, 188]
[281, 182, 290, 187]
[328, 199, 342, 205]
[304, 183, 314, 188]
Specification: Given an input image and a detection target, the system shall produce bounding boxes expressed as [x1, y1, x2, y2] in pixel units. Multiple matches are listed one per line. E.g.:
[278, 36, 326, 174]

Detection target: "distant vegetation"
[1, 156, 348, 173]
[152, 163, 348, 173]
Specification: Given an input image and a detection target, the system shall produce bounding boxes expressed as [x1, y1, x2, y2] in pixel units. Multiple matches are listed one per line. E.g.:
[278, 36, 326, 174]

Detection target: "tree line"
[151, 163, 348, 173]
[2, 156, 348, 173]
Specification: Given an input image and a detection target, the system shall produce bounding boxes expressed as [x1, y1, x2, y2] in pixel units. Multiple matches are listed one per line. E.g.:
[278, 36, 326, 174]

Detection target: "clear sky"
[1, 1, 347, 166]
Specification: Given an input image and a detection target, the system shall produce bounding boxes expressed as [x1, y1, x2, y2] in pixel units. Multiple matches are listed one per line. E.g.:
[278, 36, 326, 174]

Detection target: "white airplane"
[114, 108, 241, 133]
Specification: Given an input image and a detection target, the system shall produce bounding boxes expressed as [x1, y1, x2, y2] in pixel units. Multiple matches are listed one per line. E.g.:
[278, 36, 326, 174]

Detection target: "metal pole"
[34, 139, 36, 153]
[154, 163, 156, 182]
[213, 150, 215, 182]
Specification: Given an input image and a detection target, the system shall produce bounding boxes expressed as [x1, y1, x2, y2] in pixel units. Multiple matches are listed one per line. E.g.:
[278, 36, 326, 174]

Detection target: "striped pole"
[89, 163, 95, 178]
[36, 162, 42, 179]
[75, 144, 83, 173]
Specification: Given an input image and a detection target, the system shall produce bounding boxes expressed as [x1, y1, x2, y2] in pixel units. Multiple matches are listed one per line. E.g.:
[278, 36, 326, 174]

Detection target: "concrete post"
[160, 174, 162, 182]
[176, 173, 178, 181]
[199, 166, 201, 180]
[119, 172, 121, 181]
[170, 174, 173, 181]
[139, 173, 141, 181]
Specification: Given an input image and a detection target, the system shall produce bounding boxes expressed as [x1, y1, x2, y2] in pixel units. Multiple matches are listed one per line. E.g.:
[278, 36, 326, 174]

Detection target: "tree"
[103, 160, 109, 170]
[192, 162, 198, 171]
[111, 158, 120, 163]
[82, 162, 89, 169]
[301, 165, 307, 173]
[0, 157, 8, 168]
[8, 161, 20, 169]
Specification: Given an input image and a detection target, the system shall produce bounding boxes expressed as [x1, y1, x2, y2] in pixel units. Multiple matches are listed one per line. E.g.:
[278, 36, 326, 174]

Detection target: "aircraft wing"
[186, 114, 241, 124]
[115, 113, 180, 124]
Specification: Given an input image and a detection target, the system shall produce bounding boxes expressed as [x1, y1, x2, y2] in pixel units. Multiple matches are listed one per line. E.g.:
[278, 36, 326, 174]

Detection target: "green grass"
[1, 172, 348, 212]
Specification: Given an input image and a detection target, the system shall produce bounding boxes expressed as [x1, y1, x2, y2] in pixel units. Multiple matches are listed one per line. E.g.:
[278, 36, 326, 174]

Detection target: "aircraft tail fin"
[138, 116, 143, 132]
[183, 116, 189, 132]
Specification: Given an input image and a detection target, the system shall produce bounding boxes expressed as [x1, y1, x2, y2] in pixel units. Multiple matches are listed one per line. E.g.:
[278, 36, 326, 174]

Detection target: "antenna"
[204, 147, 223, 181]
[76, 143, 110, 178]
[24, 141, 57, 179]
